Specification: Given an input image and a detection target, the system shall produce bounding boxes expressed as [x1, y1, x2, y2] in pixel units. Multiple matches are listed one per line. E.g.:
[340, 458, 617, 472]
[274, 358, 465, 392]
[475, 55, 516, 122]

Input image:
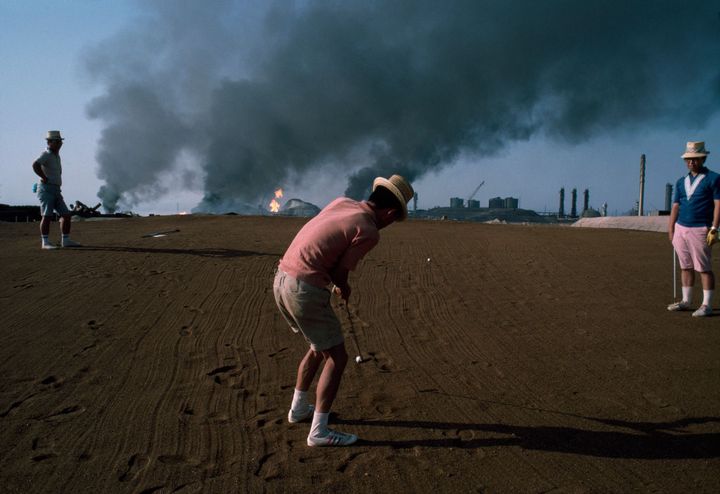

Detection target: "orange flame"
[269, 188, 283, 213]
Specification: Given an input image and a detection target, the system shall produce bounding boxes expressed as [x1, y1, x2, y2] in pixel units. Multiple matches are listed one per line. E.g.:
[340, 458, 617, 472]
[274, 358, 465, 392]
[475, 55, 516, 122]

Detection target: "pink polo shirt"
[278, 197, 380, 288]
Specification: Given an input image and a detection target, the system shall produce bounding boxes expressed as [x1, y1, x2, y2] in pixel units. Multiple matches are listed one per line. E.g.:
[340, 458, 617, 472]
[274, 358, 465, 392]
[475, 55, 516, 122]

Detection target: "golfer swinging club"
[667, 141, 720, 317]
[273, 174, 413, 446]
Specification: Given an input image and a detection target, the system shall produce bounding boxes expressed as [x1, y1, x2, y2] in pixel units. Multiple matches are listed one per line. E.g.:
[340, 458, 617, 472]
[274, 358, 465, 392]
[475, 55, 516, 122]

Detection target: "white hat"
[681, 141, 709, 159]
[372, 174, 414, 221]
[46, 130, 64, 141]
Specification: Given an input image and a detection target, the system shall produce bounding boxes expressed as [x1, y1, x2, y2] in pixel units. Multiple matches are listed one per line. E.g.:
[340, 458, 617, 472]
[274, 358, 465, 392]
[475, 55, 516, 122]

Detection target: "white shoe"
[41, 243, 58, 250]
[61, 238, 81, 248]
[307, 429, 358, 447]
[288, 404, 314, 423]
[667, 301, 690, 311]
[692, 305, 712, 317]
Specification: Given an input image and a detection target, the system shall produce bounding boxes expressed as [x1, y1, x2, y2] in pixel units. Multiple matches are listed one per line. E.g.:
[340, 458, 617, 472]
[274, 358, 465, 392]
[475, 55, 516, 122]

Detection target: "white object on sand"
[355, 355, 362, 364]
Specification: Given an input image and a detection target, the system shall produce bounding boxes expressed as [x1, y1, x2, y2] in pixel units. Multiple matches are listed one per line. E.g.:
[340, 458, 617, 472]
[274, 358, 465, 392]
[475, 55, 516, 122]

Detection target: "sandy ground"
[1, 215, 719, 493]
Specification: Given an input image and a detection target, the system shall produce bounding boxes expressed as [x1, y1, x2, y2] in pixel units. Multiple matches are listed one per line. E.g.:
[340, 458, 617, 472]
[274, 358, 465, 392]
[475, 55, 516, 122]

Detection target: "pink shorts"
[672, 224, 713, 272]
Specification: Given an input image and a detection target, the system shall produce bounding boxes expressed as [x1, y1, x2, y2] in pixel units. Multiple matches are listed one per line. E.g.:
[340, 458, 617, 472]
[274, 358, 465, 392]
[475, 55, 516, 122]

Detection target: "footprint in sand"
[45, 405, 86, 422]
[85, 320, 102, 331]
[31, 436, 58, 462]
[118, 454, 150, 482]
[206, 365, 237, 385]
[40, 375, 64, 388]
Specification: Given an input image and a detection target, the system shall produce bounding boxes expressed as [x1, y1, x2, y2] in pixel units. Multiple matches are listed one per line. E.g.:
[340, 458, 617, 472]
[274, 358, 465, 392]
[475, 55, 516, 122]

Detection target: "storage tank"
[450, 197, 464, 208]
[489, 197, 504, 208]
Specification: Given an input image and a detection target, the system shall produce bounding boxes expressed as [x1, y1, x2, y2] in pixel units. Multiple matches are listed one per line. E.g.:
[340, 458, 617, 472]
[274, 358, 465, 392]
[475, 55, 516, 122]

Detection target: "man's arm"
[668, 203, 679, 243]
[32, 161, 48, 183]
[712, 199, 720, 230]
[329, 266, 351, 301]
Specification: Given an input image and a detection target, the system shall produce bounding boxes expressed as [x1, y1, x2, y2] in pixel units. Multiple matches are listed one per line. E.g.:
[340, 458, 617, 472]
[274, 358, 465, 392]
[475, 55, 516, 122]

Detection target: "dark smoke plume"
[86, 0, 720, 212]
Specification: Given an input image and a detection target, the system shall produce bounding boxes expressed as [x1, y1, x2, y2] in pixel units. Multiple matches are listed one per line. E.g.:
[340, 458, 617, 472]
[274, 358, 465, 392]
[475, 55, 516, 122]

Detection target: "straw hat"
[372, 174, 414, 221]
[46, 130, 64, 141]
[681, 141, 709, 159]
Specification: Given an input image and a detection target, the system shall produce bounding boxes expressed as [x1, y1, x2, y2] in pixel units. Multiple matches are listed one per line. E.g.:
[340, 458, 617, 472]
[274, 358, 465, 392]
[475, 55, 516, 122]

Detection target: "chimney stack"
[638, 154, 646, 216]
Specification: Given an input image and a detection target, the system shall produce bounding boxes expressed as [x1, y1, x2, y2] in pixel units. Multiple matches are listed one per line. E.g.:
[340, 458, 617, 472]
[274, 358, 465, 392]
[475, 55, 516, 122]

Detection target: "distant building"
[489, 197, 504, 208]
[467, 199, 480, 209]
[489, 197, 518, 209]
[450, 197, 464, 208]
[280, 198, 321, 217]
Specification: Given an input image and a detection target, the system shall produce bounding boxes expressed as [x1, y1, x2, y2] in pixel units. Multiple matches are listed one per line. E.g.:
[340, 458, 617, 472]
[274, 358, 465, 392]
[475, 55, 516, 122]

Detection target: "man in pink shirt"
[274, 174, 413, 446]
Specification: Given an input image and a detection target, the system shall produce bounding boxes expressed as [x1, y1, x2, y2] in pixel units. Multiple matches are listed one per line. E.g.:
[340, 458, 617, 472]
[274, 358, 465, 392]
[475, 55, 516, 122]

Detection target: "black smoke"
[85, 0, 720, 212]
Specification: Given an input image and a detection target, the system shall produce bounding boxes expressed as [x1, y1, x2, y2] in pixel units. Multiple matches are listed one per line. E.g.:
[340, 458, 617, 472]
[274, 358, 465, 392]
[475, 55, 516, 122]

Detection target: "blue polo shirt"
[673, 167, 720, 227]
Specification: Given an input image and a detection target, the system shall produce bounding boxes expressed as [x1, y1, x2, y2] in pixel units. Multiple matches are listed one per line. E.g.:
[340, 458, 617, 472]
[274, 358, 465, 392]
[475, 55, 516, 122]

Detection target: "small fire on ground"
[269, 188, 283, 213]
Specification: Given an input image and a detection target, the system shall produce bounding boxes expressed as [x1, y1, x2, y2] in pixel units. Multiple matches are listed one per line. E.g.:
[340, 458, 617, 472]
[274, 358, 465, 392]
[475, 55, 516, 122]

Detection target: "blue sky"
[2, 1, 719, 215]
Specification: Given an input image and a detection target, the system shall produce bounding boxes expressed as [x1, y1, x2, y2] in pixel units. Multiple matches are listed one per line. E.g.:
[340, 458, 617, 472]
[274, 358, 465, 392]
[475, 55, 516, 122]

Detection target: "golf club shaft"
[344, 304, 362, 358]
[673, 248, 677, 300]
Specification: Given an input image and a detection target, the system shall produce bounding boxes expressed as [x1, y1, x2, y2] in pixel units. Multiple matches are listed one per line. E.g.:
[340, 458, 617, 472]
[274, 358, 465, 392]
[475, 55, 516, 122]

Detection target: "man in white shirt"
[32, 130, 81, 249]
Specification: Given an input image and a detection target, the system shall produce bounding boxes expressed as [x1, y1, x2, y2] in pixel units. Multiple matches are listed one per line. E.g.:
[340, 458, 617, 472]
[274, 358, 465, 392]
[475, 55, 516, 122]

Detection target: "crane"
[468, 181, 485, 202]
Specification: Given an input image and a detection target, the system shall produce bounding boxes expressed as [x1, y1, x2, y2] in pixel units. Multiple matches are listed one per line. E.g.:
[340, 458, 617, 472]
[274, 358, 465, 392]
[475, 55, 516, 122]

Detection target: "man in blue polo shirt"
[667, 141, 720, 317]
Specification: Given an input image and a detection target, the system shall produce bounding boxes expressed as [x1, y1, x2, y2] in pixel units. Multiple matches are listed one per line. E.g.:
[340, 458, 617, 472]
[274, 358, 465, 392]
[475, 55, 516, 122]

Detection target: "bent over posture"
[274, 174, 413, 446]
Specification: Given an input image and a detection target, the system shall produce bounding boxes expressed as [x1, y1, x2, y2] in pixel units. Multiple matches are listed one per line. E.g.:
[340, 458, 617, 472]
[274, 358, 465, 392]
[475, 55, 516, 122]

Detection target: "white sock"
[41, 235, 50, 245]
[291, 389, 308, 411]
[702, 290, 713, 308]
[310, 411, 329, 437]
[682, 286, 693, 304]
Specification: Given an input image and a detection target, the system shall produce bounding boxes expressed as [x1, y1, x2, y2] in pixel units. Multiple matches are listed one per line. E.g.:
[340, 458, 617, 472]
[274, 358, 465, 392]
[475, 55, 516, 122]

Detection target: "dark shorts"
[38, 183, 69, 217]
[273, 269, 344, 352]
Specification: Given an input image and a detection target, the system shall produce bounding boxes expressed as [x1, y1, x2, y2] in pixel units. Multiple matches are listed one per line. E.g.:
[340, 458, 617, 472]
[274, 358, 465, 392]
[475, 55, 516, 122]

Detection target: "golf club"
[673, 247, 677, 300]
[344, 303, 364, 364]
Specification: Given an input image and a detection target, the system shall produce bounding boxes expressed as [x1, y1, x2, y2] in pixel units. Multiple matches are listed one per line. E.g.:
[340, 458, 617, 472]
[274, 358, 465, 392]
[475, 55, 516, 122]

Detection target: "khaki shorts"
[273, 269, 344, 352]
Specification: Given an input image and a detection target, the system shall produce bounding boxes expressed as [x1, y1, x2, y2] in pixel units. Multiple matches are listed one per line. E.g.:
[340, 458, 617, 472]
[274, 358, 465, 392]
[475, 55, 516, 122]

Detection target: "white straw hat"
[46, 130, 64, 141]
[372, 174, 414, 221]
[681, 141, 709, 159]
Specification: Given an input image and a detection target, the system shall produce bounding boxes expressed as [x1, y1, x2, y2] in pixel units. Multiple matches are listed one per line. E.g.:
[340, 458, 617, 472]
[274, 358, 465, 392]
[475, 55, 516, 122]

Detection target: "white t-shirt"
[36, 150, 62, 186]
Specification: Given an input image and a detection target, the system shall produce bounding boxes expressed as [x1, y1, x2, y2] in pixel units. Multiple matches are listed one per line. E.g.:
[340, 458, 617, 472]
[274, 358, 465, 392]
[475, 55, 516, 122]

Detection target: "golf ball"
[427, 257, 431, 262]
[355, 355, 362, 363]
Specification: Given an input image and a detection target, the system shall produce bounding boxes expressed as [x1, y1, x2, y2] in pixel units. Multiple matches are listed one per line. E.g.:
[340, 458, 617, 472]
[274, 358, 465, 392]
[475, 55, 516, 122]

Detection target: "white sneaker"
[288, 404, 314, 423]
[667, 301, 690, 311]
[41, 243, 58, 250]
[692, 305, 712, 317]
[307, 429, 358, 447]
[61, 238, 81, 248]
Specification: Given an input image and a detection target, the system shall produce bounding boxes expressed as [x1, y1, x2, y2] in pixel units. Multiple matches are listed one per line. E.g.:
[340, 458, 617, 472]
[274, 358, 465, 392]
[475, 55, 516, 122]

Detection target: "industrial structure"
[638, 154, 646, 216]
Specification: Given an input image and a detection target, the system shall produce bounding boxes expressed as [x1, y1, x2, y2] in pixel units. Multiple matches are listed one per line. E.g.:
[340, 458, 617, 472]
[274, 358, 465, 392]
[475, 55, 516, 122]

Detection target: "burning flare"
[269, 188, 283, 213]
